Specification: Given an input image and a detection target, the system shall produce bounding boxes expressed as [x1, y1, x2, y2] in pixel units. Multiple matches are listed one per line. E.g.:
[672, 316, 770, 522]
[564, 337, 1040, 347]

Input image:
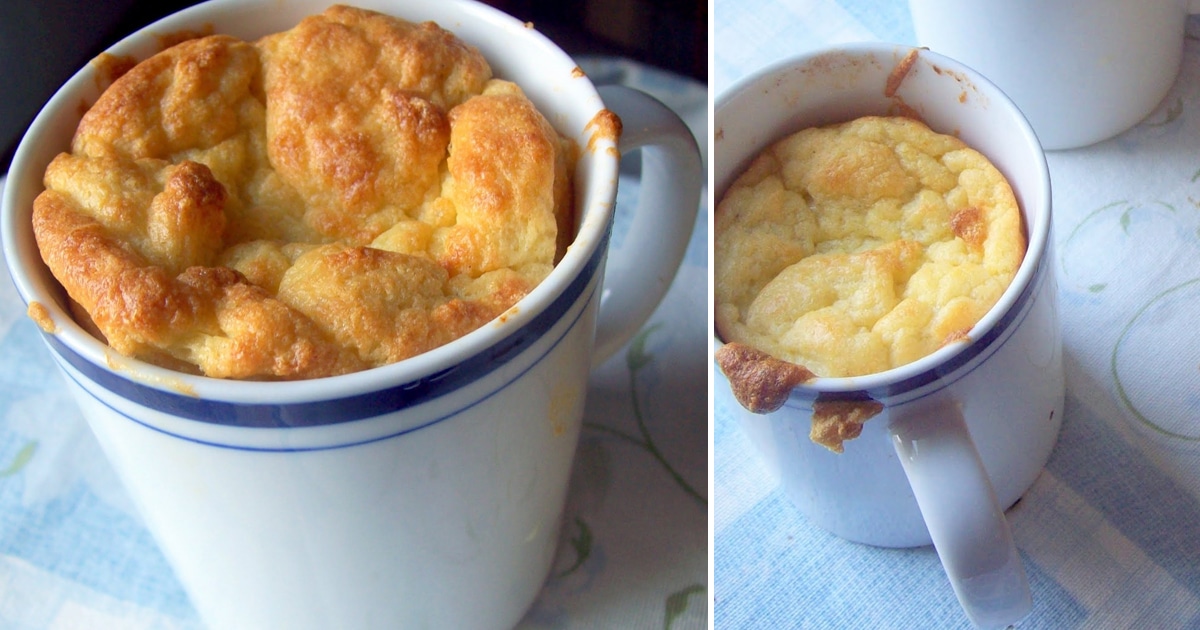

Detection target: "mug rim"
[0, 0, 620, 412]
[713, 42, 1053, 399]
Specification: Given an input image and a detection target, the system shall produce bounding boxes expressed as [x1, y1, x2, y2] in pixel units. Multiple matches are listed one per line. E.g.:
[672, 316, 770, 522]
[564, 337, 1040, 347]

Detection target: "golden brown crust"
[28, 303, 56, 334]
[32, 5, 576, 380]
[257, 6, 492, 242]
[74, 35, 262, 161]
[434, 82, 561, 277]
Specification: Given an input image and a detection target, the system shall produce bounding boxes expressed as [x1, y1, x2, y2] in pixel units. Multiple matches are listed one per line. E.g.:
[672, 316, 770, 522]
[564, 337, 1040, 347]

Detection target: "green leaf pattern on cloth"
[0, 441, 36, 478]
[586, 324, 706, 506]
[1059, 175, 1200, 443]
[665, 584, 706, 630]
[557, 517, 594, 579]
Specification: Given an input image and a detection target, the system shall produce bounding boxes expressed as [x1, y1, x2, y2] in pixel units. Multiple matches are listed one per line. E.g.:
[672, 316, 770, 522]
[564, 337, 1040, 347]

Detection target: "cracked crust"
[715, 115, 1024, 379]
[32, 5, 577, 380]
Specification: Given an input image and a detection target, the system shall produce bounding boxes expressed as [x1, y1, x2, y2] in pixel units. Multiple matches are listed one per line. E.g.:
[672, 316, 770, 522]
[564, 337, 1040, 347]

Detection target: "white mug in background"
[909, 0, 1200, 150]
[714, 44, 1064, 629]
[0, 1, 703, 628]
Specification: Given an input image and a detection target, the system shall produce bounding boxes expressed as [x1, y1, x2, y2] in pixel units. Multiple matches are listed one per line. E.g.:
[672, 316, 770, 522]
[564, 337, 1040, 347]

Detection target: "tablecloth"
[0, 55, 708, 629]
[714, 1, 1200, 628]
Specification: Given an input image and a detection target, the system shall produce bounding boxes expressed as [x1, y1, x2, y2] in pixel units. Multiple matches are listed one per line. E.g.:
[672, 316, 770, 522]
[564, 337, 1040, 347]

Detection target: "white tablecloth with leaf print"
[714, 1, 1200, 628]
[0, 56, 708, 630]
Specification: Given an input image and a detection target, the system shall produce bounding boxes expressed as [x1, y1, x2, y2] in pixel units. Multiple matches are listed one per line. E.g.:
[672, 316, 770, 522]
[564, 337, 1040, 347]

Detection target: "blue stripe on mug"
[44, 228, 609, 428]
[52, 281, 601, 452]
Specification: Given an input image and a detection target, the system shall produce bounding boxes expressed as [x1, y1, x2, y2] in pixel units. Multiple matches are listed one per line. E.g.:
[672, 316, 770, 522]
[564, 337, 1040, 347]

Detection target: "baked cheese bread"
[31, 5, 576, 380]
[715, 116, 1024, 379]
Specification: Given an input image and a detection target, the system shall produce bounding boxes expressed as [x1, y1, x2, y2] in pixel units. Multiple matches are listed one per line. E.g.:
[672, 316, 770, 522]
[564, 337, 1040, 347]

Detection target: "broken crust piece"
[714, 342, 815, 413]
[810, 400, 884, 453]
[715, 341, 885, 453]
[31, 5, 577, 380]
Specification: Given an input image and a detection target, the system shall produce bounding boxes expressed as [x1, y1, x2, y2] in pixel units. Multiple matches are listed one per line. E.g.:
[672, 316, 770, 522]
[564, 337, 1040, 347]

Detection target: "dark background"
[0, 0, 707, 173]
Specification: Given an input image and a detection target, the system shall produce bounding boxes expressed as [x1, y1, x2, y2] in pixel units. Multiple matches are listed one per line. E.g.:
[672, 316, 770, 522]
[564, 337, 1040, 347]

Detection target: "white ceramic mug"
[909, 0, 1200, 150]
[0, 1, 702, 628]
[714, 44, 1064, 629]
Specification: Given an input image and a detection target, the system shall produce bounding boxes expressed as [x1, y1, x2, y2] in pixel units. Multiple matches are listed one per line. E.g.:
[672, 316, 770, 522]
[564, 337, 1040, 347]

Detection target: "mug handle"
[590, 85, 703, 366]
[890, 396, 1032, 629]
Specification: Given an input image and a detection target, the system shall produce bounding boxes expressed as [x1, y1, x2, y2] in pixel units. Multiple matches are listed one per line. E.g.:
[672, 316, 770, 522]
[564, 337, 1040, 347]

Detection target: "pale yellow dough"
[715, 116, 1025, 378]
